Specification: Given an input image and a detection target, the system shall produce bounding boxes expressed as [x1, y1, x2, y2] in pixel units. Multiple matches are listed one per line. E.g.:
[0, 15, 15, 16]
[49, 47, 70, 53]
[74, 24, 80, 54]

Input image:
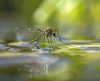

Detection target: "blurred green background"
[0, 0, 100, 42]
[0, 1, 100, 81]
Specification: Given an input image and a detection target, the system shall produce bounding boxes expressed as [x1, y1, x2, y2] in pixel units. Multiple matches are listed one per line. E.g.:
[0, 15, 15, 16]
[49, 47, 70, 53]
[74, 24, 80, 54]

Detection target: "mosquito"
[29, 27, 72, 46]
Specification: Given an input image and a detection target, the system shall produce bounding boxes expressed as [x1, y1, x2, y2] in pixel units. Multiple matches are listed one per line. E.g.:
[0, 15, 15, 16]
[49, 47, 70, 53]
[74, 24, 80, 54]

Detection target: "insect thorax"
[45, 28, 53, 37]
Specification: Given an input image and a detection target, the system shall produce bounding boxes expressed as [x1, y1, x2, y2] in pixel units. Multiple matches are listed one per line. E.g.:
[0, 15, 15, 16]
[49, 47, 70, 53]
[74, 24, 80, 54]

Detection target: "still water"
[0, 42, 100, 81]
[0, 42, 70, 81]
[0, 54, 68, 81]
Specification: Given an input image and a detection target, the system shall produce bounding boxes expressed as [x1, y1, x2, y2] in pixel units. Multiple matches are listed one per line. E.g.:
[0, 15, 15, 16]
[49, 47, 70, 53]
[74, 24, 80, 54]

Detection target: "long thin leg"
[32, 34, 44, 42]
[47, 36, 50, 46]
[53, 29, 62, 42]
[56, 29, 62, 42]
[56, 29, 69, 45]
[31, 33, 45, 42]
[28, 30, 39, 46]
[31, 31, 38, 42]
[30, 29, 44, 42]
[50, 36, 52, 46]
[36, 30, 40, 42]
[43, 34, 45, 43]
[55, 29, 75, 47]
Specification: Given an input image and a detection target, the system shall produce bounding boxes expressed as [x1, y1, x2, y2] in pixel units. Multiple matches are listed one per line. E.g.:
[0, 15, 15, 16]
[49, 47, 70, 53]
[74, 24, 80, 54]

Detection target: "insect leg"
[50, 36, 52, 46]
[31, 31, 38, 41]
[43, 34, 45, 43]
[56, 29, 62, 42]
[31, 29, 45, 42]
[53, 29, 62, 42]
[35, 30, 40, 42]
[28, 30, 39, 45]
[55, 29, 74, 46]
[47, 36, 50, 46]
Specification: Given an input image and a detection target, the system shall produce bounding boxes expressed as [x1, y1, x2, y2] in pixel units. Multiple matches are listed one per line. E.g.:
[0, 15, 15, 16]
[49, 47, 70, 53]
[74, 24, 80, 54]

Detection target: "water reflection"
[0, 42, 100, 81]
[0, 52, 69, 81]
[80, 57, 100, 81]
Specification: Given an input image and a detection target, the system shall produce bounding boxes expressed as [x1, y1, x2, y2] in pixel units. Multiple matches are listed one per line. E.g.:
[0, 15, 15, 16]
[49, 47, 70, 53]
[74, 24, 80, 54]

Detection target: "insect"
[29, 27, 71, 46]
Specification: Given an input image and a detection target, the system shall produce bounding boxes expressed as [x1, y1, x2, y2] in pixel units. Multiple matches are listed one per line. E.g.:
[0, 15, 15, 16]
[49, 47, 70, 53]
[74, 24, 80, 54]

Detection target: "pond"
[0, 42, 100, 81]
[0, 42, 71, 81]
[0, 54, 70, 81]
